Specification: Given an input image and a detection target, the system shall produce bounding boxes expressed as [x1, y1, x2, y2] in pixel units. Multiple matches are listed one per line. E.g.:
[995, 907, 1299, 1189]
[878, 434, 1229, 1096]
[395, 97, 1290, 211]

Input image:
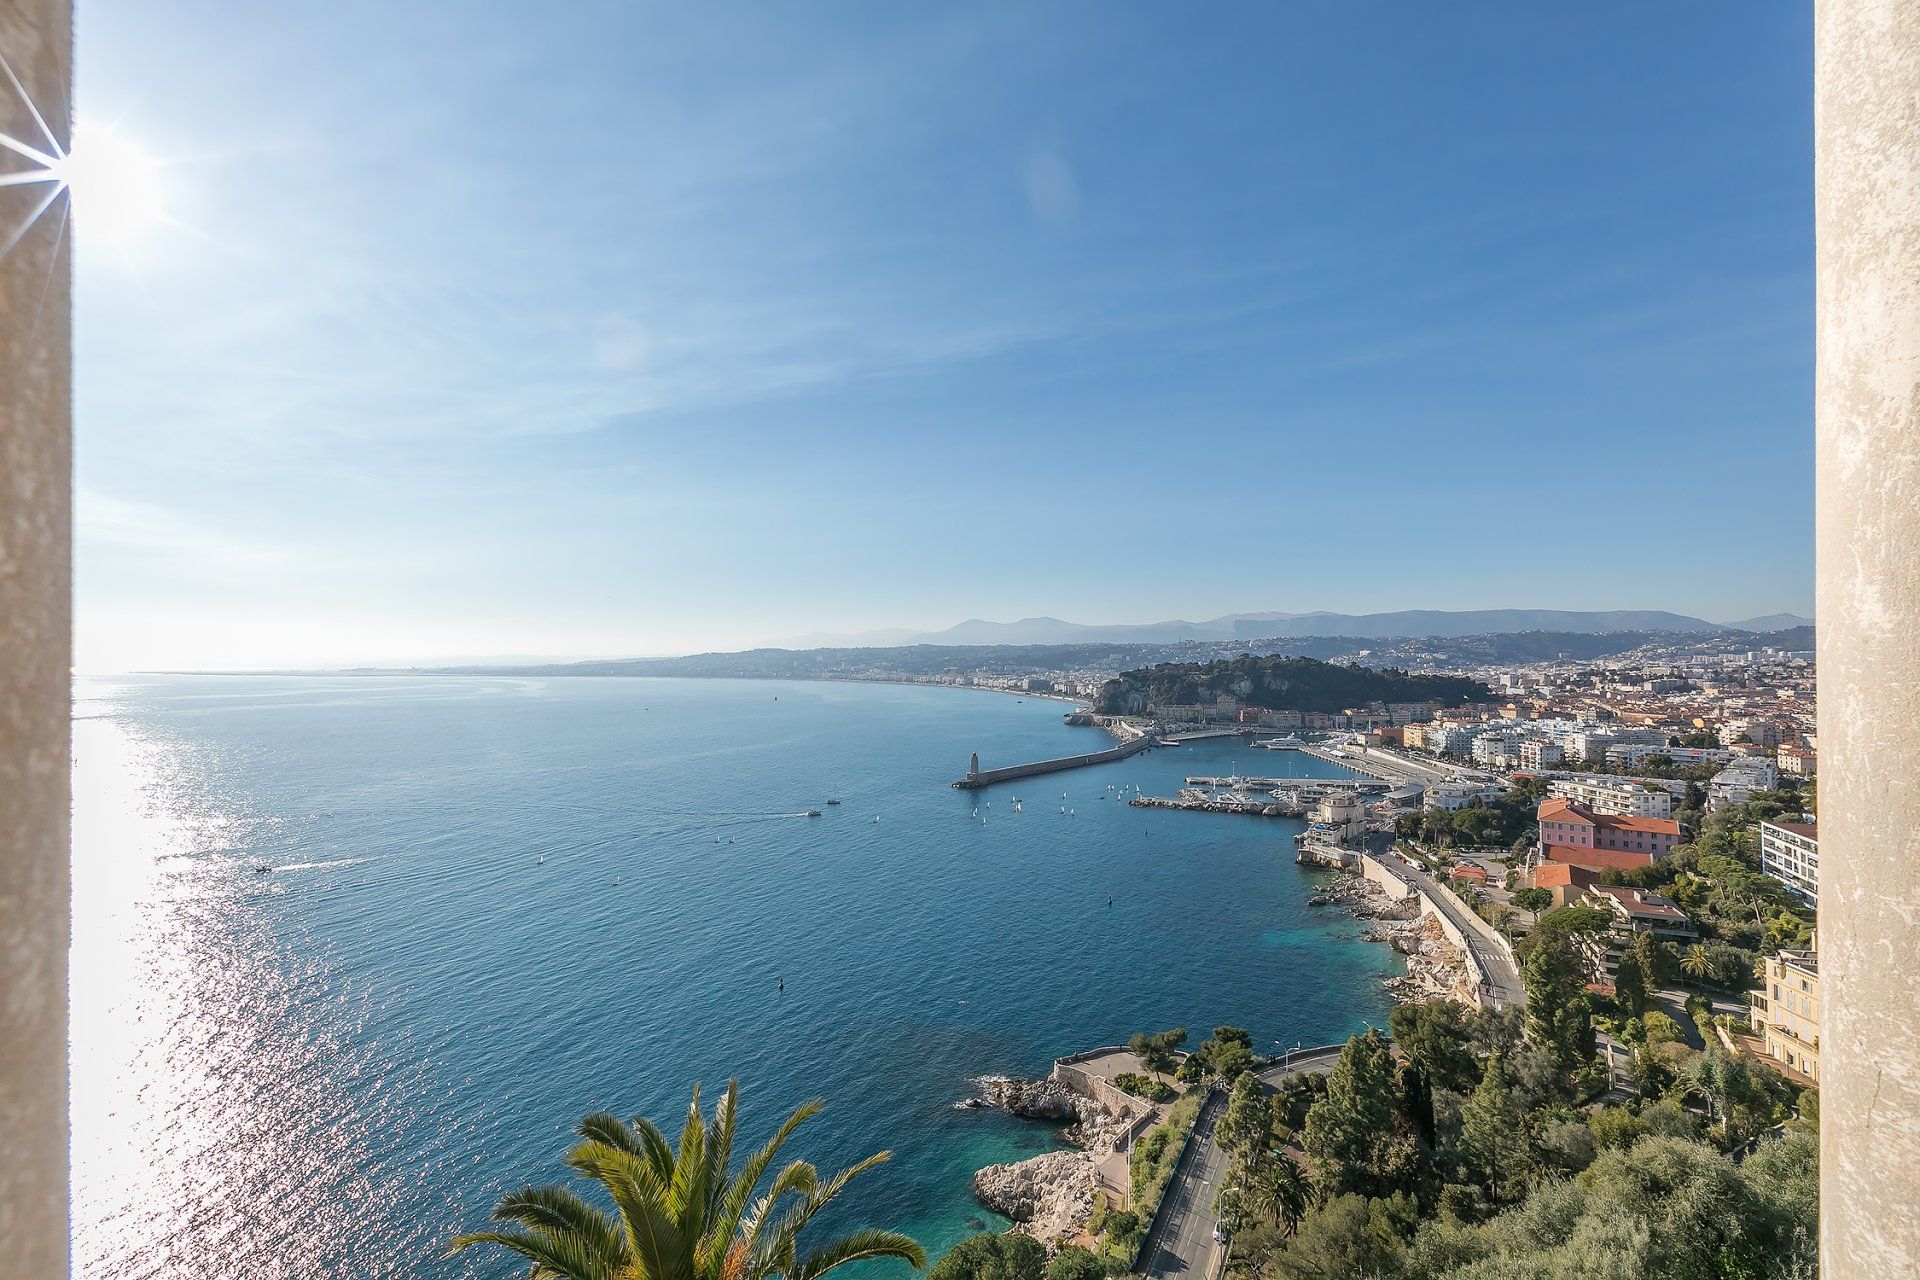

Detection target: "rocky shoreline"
[963, 1076, 1139, 1245]
[1306, 869, 1476, 1005]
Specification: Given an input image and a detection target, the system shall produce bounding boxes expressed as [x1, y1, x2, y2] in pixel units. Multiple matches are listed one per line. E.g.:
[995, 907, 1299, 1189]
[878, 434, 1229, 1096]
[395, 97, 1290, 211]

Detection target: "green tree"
[1301, 1030, 1419, 1199]
[1389, 1000, 1476, 1147]
[1244, 1150, 1311, 1239]
[1270, 1193, 1416, 1280]
[1100, 1210, 1142, 1251]
[1189, 1026, 1256, 1081]
[1632, 931, 1676, 988]
[1128, 1028, 1188, 1083]
[1042, 1245, 1107, 1280]
[1680, 944, 1713, 989]
[1457, 1055, 1532, 1203]
[1613, 947, 1650, 1019]
[1510, 887, 1554, 913]
[1527, 905, 1612, 947]
[1219, 1071, 1271, 1154]
[449, 1082, 925, 1280]
[930, 1233, 1046, 1280]
[1522, 934, 1595, 1071]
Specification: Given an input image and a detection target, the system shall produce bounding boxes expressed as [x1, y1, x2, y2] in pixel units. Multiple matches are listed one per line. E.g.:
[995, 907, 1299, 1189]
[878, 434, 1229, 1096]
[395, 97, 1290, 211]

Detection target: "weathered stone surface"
[971, 1150, 1093, 1238]
[1818, 4, 1920, 1275]
[0, 2, 71, 1275]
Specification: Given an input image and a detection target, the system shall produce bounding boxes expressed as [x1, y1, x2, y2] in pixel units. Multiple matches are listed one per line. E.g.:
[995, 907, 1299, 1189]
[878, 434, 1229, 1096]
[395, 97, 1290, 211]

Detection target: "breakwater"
[951, 733, 1152, 789]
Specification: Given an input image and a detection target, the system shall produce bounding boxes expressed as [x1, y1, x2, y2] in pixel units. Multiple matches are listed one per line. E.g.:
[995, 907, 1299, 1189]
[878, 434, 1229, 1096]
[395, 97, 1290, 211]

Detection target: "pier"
[1132, 793, 1299, 817]
[952, 734, 1152, 789]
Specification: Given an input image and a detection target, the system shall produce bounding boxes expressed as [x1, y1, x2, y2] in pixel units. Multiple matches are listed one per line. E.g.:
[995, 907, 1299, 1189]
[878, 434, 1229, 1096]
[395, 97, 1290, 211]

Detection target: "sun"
[53, 123, 165, 247]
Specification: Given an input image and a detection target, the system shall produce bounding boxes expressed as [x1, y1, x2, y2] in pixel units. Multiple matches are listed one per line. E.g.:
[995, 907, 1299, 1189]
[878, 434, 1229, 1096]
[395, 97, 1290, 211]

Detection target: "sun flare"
[54, 123, 164, 246]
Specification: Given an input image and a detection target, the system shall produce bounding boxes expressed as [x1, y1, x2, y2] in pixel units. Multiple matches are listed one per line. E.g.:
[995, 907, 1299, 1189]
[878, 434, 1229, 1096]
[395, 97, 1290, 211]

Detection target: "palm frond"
[792, 1228, 927, 1280]
[491, 1186, 628, 1272]
[447, 1226, 613, 1280]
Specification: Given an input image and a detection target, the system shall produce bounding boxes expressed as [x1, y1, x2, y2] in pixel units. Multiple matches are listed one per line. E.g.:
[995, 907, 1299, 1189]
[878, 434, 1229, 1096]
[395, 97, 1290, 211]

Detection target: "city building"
[1548, 776, 1674, 819]
[1575, 885, 1696, 976]
[1605, 742, 1734, 769]
[1709, 758, 1780, 810]
[1537, 797, 1681, 868]
[1424, 781, 1506, 812]
[1779, 743, 1818, 777]
[1750, 945, 1820, 1082]
[1760, 818, 1820, 904]
[1518, 739, 1563, 770]
[1529, 860, 1602, 908]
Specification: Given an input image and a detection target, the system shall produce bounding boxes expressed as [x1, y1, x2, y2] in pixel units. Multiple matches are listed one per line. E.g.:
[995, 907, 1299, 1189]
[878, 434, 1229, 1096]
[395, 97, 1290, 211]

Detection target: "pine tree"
[1301, 1029, 1418, 1199]
[1523, 934, 1594, 1071]
[1458, 1054, 1533, 1203]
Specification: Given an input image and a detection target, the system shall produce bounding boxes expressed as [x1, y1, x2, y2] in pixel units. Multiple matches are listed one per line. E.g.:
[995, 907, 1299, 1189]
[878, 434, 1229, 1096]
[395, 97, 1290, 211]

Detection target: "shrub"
[1113, 1072, 1176, 1102]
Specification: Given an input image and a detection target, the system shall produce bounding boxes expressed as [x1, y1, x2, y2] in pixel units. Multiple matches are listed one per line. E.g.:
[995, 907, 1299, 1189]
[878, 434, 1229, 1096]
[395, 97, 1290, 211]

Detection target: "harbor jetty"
[952, 730, 1152, 789]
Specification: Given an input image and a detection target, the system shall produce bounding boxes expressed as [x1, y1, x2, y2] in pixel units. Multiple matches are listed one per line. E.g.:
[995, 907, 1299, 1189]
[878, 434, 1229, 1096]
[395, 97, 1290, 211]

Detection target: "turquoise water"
[69, 675, 1396, 1280]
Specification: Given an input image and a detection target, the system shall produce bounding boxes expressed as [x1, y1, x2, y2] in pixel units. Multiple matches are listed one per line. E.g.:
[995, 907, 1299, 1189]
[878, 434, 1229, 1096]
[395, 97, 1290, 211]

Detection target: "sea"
[69, 674, 1399, 1280]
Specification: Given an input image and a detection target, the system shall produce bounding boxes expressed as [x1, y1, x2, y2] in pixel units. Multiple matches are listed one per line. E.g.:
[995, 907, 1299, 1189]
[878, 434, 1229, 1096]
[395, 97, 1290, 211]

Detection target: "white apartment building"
[1424, 781, 1507, 812]
[1548, 776, 1674, 819]
[1472, 735, 1522, 768]
[1709, 759, 1780, 810]
[1606, 742, 1734, 769]
[1518, 740, 1563, 770]
[1760, 819, 1819, 904]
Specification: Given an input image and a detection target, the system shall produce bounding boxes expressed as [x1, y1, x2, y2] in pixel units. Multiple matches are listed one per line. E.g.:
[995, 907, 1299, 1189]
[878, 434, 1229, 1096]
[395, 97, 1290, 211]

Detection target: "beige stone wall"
[0, 0, 71, 1272]
[1817, 1, 1920, 1274]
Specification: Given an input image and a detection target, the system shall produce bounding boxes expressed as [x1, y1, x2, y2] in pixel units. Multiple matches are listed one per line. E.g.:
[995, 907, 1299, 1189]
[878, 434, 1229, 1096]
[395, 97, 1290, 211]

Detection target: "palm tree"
[1680, 943, 1713, 990]
[1243, 1151, 1310, 1239]
[449, 1082, 925, 1280]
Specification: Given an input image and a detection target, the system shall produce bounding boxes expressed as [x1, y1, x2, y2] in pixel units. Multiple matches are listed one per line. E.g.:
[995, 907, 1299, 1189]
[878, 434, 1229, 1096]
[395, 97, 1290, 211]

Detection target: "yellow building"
[1750, 945, 1820, 1082]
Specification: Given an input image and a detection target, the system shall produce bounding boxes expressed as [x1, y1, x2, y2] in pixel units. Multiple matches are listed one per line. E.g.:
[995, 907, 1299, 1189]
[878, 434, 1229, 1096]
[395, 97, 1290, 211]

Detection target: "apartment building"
[1760, 819, 1819, 904]
[1548, 776, 1675, 820]
[1537, 797, 1681, 871]
[1750, 946, 1820, 1082]
[1576, 885, 1696, 977]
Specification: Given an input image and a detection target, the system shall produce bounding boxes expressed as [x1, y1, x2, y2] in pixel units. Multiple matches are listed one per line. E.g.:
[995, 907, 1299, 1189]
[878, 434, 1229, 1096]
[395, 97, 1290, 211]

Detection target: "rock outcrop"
[976, 1075, 1088, 1123]
[967, 1081, 1138, 1244]
[971, 1150, 1095, 1240]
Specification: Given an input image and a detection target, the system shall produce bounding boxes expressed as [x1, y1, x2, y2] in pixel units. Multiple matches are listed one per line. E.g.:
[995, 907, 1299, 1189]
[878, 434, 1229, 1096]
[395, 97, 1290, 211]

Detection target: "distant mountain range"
[776, 609, 1813, 649]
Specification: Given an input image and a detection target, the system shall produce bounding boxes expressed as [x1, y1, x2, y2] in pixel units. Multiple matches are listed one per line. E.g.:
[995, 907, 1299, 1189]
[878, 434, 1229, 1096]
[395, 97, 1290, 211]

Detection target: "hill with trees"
[1093, 655, 1490, 717]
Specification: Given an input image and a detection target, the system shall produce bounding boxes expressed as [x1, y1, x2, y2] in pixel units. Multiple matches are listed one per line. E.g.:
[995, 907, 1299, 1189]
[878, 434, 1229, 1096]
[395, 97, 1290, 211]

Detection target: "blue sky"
[71, 2, 1812, 669]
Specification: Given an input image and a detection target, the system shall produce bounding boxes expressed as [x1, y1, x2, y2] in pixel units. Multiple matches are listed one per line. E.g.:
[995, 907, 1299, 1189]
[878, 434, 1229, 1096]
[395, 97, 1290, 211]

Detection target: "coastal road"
[1254, 1045, 1346, 1087]
[1136, 1089, 1229, 1280]
[1377, 852, 1527, 1008]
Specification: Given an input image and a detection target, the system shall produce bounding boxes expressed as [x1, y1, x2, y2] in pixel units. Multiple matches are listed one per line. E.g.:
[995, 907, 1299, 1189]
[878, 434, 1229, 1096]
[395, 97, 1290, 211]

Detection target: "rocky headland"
[965, 1076, 1141, 1245]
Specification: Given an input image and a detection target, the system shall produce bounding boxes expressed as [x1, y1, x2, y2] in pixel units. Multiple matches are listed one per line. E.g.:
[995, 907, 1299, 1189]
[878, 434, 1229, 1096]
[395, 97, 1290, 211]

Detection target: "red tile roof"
[1532, 862, 1602, 889]
[1543, 844, 1654, 872]
[1537, 797, 1678, 837]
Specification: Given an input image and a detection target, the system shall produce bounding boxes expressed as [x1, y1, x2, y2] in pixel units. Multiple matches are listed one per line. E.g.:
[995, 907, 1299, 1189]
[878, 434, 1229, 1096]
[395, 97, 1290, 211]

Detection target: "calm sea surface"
[70, 675, 1397, 1280]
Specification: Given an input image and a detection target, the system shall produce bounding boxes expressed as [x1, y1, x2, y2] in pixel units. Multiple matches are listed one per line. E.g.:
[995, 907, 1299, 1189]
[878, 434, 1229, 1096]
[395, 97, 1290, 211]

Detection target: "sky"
[65, 2, 1812, 671]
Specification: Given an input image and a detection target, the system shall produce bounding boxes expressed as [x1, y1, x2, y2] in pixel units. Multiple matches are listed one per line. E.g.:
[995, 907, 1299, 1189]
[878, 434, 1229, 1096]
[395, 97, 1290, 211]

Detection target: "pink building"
[1538, 797, 1681, 861]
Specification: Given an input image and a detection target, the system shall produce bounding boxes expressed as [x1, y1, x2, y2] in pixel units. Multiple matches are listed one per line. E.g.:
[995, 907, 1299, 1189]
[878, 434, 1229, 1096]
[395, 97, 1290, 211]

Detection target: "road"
[1136, 1090, 1229, 1280]
[1254, 1046, 1346, 1087]
[1379, 851, 1527, 1008]
[1135, 1055, 1348, 1280]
